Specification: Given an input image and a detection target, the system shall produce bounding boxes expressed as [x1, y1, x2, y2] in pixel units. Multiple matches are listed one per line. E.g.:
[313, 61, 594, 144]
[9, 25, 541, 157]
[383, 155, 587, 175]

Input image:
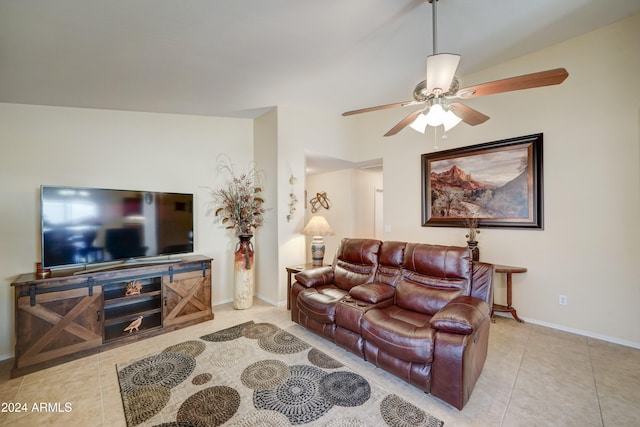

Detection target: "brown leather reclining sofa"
[291, 238, 494, 410]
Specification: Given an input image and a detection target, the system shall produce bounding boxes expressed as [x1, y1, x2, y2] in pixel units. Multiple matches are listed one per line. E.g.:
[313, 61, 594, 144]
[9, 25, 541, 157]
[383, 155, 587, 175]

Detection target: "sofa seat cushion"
[296, 285, 348, 323]
[361, 306, 435, 363]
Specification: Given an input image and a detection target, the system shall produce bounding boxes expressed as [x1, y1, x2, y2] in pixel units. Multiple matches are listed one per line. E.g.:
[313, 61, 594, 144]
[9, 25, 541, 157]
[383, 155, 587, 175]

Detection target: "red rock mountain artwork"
[430, 165, 528, 219]
[430, 165, 488, 191]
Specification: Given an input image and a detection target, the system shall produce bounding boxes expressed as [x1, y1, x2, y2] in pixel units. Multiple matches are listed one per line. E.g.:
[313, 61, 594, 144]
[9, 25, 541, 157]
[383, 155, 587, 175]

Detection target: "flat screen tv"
[41, 185, 194, 270]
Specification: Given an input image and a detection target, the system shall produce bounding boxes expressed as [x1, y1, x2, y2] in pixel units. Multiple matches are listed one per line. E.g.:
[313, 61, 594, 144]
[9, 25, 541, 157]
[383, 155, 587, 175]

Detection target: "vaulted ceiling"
[1, 0, 639, 118]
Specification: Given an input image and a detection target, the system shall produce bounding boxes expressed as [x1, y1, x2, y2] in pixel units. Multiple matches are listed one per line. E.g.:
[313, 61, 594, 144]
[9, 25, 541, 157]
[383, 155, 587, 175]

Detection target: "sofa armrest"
[430, 296, 490, 335]
[294, 266, 335, 288]
[349, 283, 395, 304]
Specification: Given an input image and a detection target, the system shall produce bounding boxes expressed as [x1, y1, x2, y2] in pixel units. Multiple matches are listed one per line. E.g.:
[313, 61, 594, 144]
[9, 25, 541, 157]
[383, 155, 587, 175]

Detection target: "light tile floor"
[1, 299, 638, 426]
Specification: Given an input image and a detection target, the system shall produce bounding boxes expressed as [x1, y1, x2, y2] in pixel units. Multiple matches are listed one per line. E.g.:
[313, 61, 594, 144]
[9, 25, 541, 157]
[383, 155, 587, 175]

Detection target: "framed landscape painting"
[421, 133, 543, 229]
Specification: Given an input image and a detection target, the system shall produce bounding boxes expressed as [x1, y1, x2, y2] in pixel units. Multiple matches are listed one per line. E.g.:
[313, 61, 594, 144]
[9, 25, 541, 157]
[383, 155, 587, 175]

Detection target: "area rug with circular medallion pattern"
[116, 321, 444, 426]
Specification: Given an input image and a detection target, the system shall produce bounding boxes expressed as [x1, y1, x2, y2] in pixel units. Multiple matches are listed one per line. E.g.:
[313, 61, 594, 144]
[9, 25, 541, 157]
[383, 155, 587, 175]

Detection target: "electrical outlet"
[558, 295, 568, 306]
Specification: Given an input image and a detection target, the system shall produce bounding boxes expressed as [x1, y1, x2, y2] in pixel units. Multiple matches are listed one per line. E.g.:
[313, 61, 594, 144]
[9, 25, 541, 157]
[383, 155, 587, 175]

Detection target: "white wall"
[305, 169, 355, 261]
[353, 169, 384, 238]
[274, 106, 358, 304]
[0, 103, 254, 358]
[253, 108, 280, 304]
[305, 168, 383, 262]
[348, 14, 640, 346]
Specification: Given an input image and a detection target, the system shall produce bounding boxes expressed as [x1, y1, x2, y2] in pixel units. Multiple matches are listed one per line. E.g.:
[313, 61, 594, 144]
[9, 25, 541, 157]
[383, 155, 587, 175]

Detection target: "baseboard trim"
[494, 313, 640, 349]
[255, 294, 286, 307]
[212, 296, 286, 308]
[0, 352, 14, 362]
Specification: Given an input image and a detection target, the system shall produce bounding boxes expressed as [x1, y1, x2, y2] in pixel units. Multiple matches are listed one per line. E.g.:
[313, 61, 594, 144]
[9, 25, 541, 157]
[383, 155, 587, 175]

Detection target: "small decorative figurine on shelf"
[124, 315, 143, 333]
[125, 280, 142, 296]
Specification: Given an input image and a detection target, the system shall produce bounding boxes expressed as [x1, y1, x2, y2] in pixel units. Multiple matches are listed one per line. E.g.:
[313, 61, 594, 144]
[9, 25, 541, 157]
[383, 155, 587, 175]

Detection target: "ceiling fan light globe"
[443, 110, 462, 131]
[426, 54, 461, 95]
[409, 113, 429, 133]
[425, 103, 446, 126]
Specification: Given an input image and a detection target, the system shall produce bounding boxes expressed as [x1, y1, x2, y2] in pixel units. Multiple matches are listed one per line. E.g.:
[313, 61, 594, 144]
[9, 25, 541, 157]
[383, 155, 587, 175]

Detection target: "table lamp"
[302, 215, 335, 266]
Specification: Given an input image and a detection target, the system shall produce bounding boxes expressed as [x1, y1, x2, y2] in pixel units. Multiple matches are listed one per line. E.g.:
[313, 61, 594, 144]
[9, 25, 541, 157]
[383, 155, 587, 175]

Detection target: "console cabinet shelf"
[102, 276, 163, 342]
[10, 255, 213, 378]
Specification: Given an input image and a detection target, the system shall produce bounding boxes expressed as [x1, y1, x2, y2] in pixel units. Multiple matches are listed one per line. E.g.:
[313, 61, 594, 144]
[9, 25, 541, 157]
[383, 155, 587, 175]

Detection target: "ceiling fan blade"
[426, 53, 461, 94]
[456, 68, 569, 99]
[383, 109, 423, 137]
[342, 100, 422, 116]
[450, 102, 490, 126]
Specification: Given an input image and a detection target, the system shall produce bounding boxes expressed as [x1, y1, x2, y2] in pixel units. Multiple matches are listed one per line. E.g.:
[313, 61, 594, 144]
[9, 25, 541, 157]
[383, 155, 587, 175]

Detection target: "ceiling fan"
[342, 0, 569, 137]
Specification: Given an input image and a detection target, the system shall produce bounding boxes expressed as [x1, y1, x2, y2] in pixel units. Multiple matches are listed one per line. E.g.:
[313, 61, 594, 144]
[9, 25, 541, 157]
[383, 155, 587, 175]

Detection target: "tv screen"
[41, 185, 194, 269]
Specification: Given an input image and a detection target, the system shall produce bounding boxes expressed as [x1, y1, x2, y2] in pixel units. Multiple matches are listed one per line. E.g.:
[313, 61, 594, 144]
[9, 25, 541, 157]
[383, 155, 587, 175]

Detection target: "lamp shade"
[302, 215, 335, 236]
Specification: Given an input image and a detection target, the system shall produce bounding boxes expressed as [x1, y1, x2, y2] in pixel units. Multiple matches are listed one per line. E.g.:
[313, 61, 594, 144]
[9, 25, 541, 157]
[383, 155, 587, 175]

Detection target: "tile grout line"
[499, 325, 532, 427]
[587, 337, 606, 427]
[98, 355, 105, 427]
[3, 373, 26, 426]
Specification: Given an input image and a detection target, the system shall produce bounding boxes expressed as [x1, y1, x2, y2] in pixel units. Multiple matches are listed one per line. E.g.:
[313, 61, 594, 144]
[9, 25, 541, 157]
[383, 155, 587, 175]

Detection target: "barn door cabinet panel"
[163, 264, 212, 328]
[10, 255, 213, 378]
[14, 284, 103, 372]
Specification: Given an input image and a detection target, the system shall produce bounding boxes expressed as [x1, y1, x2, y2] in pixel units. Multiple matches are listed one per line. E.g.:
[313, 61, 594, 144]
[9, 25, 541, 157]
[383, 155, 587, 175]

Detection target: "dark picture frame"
[421, 133, 543, 229]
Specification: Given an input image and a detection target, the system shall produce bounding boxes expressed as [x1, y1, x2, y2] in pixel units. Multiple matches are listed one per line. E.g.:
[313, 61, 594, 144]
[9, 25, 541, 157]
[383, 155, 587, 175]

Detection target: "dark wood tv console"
[10, 255, 213, 378]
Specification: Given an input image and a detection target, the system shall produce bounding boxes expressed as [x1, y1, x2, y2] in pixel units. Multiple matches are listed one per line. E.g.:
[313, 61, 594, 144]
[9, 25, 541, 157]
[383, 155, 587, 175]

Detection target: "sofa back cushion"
[396, 243, 472, 315]
[333, 238, 381, 290]
[374, 241, 406, 287]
